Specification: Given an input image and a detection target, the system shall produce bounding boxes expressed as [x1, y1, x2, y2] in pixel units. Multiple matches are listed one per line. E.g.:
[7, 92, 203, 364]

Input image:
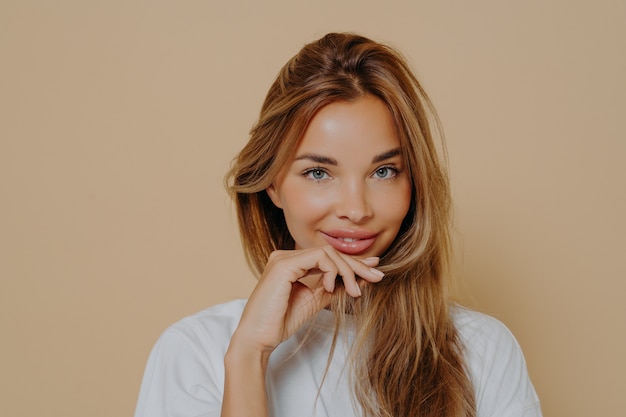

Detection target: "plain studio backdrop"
[1, 1, 624, 416]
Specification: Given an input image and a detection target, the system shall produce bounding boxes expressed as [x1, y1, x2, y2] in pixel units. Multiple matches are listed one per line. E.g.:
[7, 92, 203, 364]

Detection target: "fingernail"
[362, 257, 380, 266]
[370, 268, 385, 278]
[355, 284, 362, 296]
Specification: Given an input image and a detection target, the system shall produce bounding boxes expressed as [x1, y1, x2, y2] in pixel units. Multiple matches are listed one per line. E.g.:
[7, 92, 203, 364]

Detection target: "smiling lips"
[321, 230, 378, 255]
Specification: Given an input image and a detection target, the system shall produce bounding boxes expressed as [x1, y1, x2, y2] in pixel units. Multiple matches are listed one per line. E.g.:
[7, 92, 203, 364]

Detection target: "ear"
[265, 184, 283, 209]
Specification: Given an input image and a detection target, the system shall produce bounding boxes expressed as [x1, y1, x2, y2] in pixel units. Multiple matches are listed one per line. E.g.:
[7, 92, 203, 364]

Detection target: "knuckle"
[321, 244, 335, 254]
[268, 249, 285, 261]
[318, 246, 330, 254]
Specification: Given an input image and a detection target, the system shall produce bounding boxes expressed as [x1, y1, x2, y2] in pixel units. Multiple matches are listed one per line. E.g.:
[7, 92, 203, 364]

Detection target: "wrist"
[225, 333, 272, 370]
[222, 333, 271, 417]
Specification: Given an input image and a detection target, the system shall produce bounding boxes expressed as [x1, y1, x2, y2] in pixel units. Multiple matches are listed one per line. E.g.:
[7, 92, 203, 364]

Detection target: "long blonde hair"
[225, 32, 475, 417]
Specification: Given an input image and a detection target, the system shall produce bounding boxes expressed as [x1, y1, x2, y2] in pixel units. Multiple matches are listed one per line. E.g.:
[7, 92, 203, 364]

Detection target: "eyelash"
[301, 165, 402, 182]
[302, 167, 330, 181]
[373, 165, 401, 179]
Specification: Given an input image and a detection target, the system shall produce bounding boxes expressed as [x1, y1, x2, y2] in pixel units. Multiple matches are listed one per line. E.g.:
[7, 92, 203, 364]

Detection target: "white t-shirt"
[134, 299, 542, 417]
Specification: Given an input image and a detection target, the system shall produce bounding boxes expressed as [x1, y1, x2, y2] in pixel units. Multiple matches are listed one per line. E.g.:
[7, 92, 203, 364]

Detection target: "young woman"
[135, 33, 542, 417]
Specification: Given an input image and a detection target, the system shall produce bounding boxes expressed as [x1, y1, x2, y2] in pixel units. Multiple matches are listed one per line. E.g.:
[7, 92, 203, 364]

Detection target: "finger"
[266, 250, 337, 286]
[319, 247, 379, 297]
[360, 256, 380, 267]
[275, 248, 341, 294]
[341, 254, 385, 283]
[304, 246, 355, 296]
[309, 251, 343, 293]
[337, 254, 385, 297]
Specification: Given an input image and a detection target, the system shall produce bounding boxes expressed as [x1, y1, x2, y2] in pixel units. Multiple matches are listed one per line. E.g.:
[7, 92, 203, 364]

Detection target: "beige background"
[1, 1, 624, 416]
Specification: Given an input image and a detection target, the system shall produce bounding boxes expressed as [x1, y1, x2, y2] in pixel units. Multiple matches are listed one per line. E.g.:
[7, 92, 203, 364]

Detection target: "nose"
[334, 179, 373, 224]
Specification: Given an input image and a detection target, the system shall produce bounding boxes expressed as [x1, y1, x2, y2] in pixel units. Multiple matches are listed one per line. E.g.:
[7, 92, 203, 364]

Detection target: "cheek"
[380, 184, 412, 223]
[280, 183, 330, 223]
[389, 201, 411, 227]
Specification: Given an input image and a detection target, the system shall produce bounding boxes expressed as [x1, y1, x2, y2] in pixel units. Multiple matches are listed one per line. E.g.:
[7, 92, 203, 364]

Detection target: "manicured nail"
[355, 283, 362, 296]
[362, 257, 380, 266]
[370, 268, 385, 278]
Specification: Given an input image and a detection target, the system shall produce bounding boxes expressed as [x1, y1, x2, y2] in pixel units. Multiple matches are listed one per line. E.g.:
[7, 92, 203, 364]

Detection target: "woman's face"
[267, 95, 412, 258]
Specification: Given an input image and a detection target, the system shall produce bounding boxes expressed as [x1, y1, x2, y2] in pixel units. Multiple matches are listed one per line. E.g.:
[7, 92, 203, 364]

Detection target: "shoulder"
[452, 307, 526, 386]
[150, 299, 247, 366]
[452, 307, 543, 417]
[134, 299, 247, 417]
[147, 298, 247, 370]
[453, 306, 521, 353]
[161, 298, 247, 345]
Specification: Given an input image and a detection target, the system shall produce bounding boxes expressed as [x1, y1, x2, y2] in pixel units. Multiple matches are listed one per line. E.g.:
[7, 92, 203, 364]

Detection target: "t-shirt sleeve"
[134, 325, 225, 417]
[460, 311, 543, 417]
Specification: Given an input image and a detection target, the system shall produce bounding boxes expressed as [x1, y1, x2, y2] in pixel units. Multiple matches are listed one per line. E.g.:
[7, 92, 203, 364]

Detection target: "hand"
[229, 246, 385, 356]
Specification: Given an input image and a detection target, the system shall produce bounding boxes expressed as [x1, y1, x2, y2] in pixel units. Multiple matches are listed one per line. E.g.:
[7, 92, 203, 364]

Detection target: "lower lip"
[321, 233, 377, 255]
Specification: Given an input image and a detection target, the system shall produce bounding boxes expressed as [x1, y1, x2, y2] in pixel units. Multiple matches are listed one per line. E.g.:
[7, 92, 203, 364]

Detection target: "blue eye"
[374, 166, 397, 179]
[304, 168, 329, 181]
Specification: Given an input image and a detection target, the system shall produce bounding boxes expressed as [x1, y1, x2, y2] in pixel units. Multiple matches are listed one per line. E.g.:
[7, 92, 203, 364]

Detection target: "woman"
[135, 33, 542, 417]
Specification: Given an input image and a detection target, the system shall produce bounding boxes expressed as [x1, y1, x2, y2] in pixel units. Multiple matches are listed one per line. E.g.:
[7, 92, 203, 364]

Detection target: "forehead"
[294, 95, 401, 156]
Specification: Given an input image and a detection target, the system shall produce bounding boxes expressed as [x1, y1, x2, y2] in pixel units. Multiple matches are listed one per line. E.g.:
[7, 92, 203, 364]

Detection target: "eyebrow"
[294, 148, 402, 165]
[372, 148, 401, 164]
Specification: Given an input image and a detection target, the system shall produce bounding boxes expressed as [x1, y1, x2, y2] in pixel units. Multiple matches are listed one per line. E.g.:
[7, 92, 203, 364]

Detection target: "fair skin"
[221, 95, 412, 417]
